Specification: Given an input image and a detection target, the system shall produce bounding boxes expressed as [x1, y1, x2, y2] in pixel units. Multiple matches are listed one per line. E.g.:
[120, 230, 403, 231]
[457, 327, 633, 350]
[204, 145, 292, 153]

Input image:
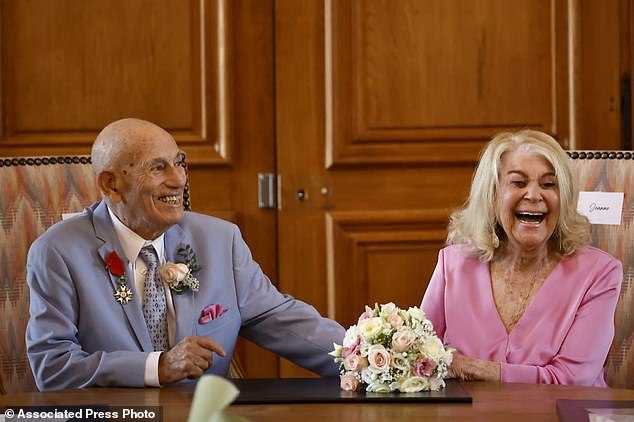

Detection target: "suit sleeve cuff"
[144, 351, 163, 387]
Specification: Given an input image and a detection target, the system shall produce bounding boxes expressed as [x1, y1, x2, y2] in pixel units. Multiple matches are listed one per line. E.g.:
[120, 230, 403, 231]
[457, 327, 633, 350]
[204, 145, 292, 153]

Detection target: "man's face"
[111, 128, 187, 240]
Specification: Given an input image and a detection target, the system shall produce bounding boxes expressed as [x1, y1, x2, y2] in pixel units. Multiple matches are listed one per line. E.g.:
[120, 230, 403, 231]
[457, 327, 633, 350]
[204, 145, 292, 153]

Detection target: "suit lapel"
[165, 225, 196, 341]
[92, 202, 154, 352]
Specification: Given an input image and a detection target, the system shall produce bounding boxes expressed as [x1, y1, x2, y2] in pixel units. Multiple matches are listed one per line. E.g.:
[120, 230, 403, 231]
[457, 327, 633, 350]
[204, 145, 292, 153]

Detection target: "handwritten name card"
[577, 192, 624, 225]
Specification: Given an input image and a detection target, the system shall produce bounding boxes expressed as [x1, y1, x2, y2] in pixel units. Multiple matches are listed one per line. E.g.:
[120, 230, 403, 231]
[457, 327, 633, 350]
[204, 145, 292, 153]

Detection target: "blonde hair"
[447, 130, 591, 261]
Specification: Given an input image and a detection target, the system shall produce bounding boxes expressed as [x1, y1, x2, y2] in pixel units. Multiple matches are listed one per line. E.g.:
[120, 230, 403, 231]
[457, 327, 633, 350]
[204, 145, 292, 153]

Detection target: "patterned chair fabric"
[0, 155, 219, 394]
[0, 156, 100, 393]
[569, 151, 634, 389]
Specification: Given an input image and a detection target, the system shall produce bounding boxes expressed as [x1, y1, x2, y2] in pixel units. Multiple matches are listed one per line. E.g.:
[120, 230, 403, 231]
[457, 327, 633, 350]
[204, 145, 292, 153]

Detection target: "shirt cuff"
[144, 351, 163, 387]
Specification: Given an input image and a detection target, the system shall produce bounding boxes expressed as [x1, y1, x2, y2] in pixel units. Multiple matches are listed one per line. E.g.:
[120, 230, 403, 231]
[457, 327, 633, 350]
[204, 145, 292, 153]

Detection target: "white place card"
[187, 375, 240, 422]
[577, 192, 624, 225]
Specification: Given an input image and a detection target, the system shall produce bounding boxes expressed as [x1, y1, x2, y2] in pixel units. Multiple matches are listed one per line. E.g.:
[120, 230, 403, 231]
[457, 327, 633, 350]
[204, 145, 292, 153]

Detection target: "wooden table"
[2, 380, 634, 421]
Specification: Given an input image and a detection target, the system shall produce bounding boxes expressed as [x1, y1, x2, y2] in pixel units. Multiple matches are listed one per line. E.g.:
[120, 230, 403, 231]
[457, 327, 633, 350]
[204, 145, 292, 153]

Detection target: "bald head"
[91, 118, 172, 175]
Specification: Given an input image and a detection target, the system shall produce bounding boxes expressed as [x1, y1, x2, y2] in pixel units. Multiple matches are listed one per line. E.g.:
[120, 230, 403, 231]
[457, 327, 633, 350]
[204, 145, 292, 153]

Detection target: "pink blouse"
[421, 245, 622, 386]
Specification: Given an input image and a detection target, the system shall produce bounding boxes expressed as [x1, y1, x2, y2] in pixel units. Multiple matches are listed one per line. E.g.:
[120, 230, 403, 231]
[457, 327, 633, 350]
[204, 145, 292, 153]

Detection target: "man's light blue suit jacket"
[26, 201, 344, 390]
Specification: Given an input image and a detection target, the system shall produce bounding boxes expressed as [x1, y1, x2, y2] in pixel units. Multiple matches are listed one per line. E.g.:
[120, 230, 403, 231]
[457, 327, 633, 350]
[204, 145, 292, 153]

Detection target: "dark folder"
[230, 377, 472, 404]
[556, 399, 634, 422]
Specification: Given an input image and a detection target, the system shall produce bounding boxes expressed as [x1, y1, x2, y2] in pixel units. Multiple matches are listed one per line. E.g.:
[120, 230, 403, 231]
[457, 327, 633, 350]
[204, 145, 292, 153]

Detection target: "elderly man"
[26, 118, 344, 391]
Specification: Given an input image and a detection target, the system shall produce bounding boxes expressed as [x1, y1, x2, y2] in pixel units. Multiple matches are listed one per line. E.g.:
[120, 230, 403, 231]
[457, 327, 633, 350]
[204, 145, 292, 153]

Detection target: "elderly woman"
[421, 130, 622, 386]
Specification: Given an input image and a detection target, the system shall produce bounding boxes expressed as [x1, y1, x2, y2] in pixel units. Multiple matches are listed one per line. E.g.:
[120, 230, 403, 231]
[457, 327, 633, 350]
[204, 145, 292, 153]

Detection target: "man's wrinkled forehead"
[140, 149, 186, 166]
[116, 129, 182, 166]
[123, 147, 185, 170]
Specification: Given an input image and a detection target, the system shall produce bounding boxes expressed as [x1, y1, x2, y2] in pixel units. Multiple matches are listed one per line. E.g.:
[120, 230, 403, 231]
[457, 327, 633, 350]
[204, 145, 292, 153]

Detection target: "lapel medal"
[114, 285, 133, 304]
[106, 251, 133, 304]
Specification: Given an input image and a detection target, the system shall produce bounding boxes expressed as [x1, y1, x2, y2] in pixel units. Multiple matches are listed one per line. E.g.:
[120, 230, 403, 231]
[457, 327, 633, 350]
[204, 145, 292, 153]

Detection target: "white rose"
[407, 306, 426, 322]
[343, 325, 359, 348]
[428, 377, 445, 391]
[360, 367, 375, 385]
[399, 376, 429, 393]
[390, 354, 410, 372]
[159, 262, 190, 286]
[380, 302, 397, 315]
[358, 317, 383, 340]
[365, 381, 391, 393]
[423, 336, 445, 361]
[359, 341, 370, 357]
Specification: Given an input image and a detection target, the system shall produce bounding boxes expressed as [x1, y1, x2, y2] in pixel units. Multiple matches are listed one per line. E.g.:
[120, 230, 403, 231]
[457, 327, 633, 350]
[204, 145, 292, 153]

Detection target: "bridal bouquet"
[329, 302, 453, 393]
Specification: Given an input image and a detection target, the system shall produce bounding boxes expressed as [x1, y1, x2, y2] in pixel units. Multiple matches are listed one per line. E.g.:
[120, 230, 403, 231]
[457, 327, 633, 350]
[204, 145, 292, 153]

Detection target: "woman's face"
[496, 149, 560, 254]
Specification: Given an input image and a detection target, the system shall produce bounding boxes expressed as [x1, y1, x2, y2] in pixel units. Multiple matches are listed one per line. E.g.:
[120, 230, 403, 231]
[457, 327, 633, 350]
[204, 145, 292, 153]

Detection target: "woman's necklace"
[506, 272, 543, 329]
[491, 257, 558, 332]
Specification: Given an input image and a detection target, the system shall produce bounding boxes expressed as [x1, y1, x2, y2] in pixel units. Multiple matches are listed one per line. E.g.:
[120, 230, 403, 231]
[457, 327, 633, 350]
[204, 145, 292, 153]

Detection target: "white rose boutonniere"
[159, 244, 201, 294]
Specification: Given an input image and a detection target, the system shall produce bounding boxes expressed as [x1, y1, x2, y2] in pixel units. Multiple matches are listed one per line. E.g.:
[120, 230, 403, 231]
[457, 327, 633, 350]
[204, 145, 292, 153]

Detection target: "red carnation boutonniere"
[105, 251, 133, 304]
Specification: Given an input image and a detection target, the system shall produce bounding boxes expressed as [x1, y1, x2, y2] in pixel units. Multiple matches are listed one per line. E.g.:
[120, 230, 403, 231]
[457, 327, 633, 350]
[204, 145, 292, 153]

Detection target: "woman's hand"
[449, 352, 501, 381]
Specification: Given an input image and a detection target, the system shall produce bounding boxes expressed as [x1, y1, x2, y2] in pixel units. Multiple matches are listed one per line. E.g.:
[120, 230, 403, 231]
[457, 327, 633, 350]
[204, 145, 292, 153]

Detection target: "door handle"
[257, 173, 277, 209]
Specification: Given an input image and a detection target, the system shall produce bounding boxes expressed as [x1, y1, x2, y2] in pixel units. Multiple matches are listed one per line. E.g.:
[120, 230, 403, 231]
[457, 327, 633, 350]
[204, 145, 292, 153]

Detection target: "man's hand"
[158, 336, 227, 385]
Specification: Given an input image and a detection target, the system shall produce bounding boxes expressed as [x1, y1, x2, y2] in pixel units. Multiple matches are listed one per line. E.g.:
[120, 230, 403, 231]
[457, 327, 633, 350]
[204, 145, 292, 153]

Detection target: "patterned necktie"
[139, 246, 169, 351]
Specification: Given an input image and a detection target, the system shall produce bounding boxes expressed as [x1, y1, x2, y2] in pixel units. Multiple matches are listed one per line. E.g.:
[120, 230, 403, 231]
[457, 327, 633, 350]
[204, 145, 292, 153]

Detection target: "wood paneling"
[327, 210, 449, 327]
[572, 0, 622, 150]
[0, 0, 229, 163]
[326, 0, 570, 166]
[331, 166, 475, 210]
[275, 0, 329, 378]
[228, 0, 278, 378]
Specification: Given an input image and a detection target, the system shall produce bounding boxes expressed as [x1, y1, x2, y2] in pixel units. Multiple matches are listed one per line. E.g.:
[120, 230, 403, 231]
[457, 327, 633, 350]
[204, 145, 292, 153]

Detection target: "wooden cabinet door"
[274, 0, 570, 376]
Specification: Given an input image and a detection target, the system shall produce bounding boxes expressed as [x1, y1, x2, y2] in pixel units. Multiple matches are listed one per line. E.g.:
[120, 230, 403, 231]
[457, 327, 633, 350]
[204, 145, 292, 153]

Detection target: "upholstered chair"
[0, 156, 99, 393]
[569, 151, 634, 389]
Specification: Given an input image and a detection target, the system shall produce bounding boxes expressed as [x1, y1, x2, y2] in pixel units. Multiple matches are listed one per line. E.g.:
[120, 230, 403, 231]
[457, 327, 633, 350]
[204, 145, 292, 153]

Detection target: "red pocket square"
[199, 303, 227, 324]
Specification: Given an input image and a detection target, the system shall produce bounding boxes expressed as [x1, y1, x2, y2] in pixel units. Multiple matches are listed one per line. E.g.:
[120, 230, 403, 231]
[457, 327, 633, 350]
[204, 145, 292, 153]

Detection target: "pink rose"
[387, 313, 404, 328]
[367, 345, 391, 372]
[340, 372, 360, 391]
[358, 309, 374, 322]
[343, 353, 368, 372]
[391, 329, 415, 352]
[342, 336, 361, 358]
[412, 356, 437, 377]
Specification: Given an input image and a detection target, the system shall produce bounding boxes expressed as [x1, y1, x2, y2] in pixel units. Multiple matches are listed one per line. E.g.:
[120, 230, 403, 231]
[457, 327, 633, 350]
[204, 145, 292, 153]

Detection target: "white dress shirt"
[107, 205, 176, 387]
